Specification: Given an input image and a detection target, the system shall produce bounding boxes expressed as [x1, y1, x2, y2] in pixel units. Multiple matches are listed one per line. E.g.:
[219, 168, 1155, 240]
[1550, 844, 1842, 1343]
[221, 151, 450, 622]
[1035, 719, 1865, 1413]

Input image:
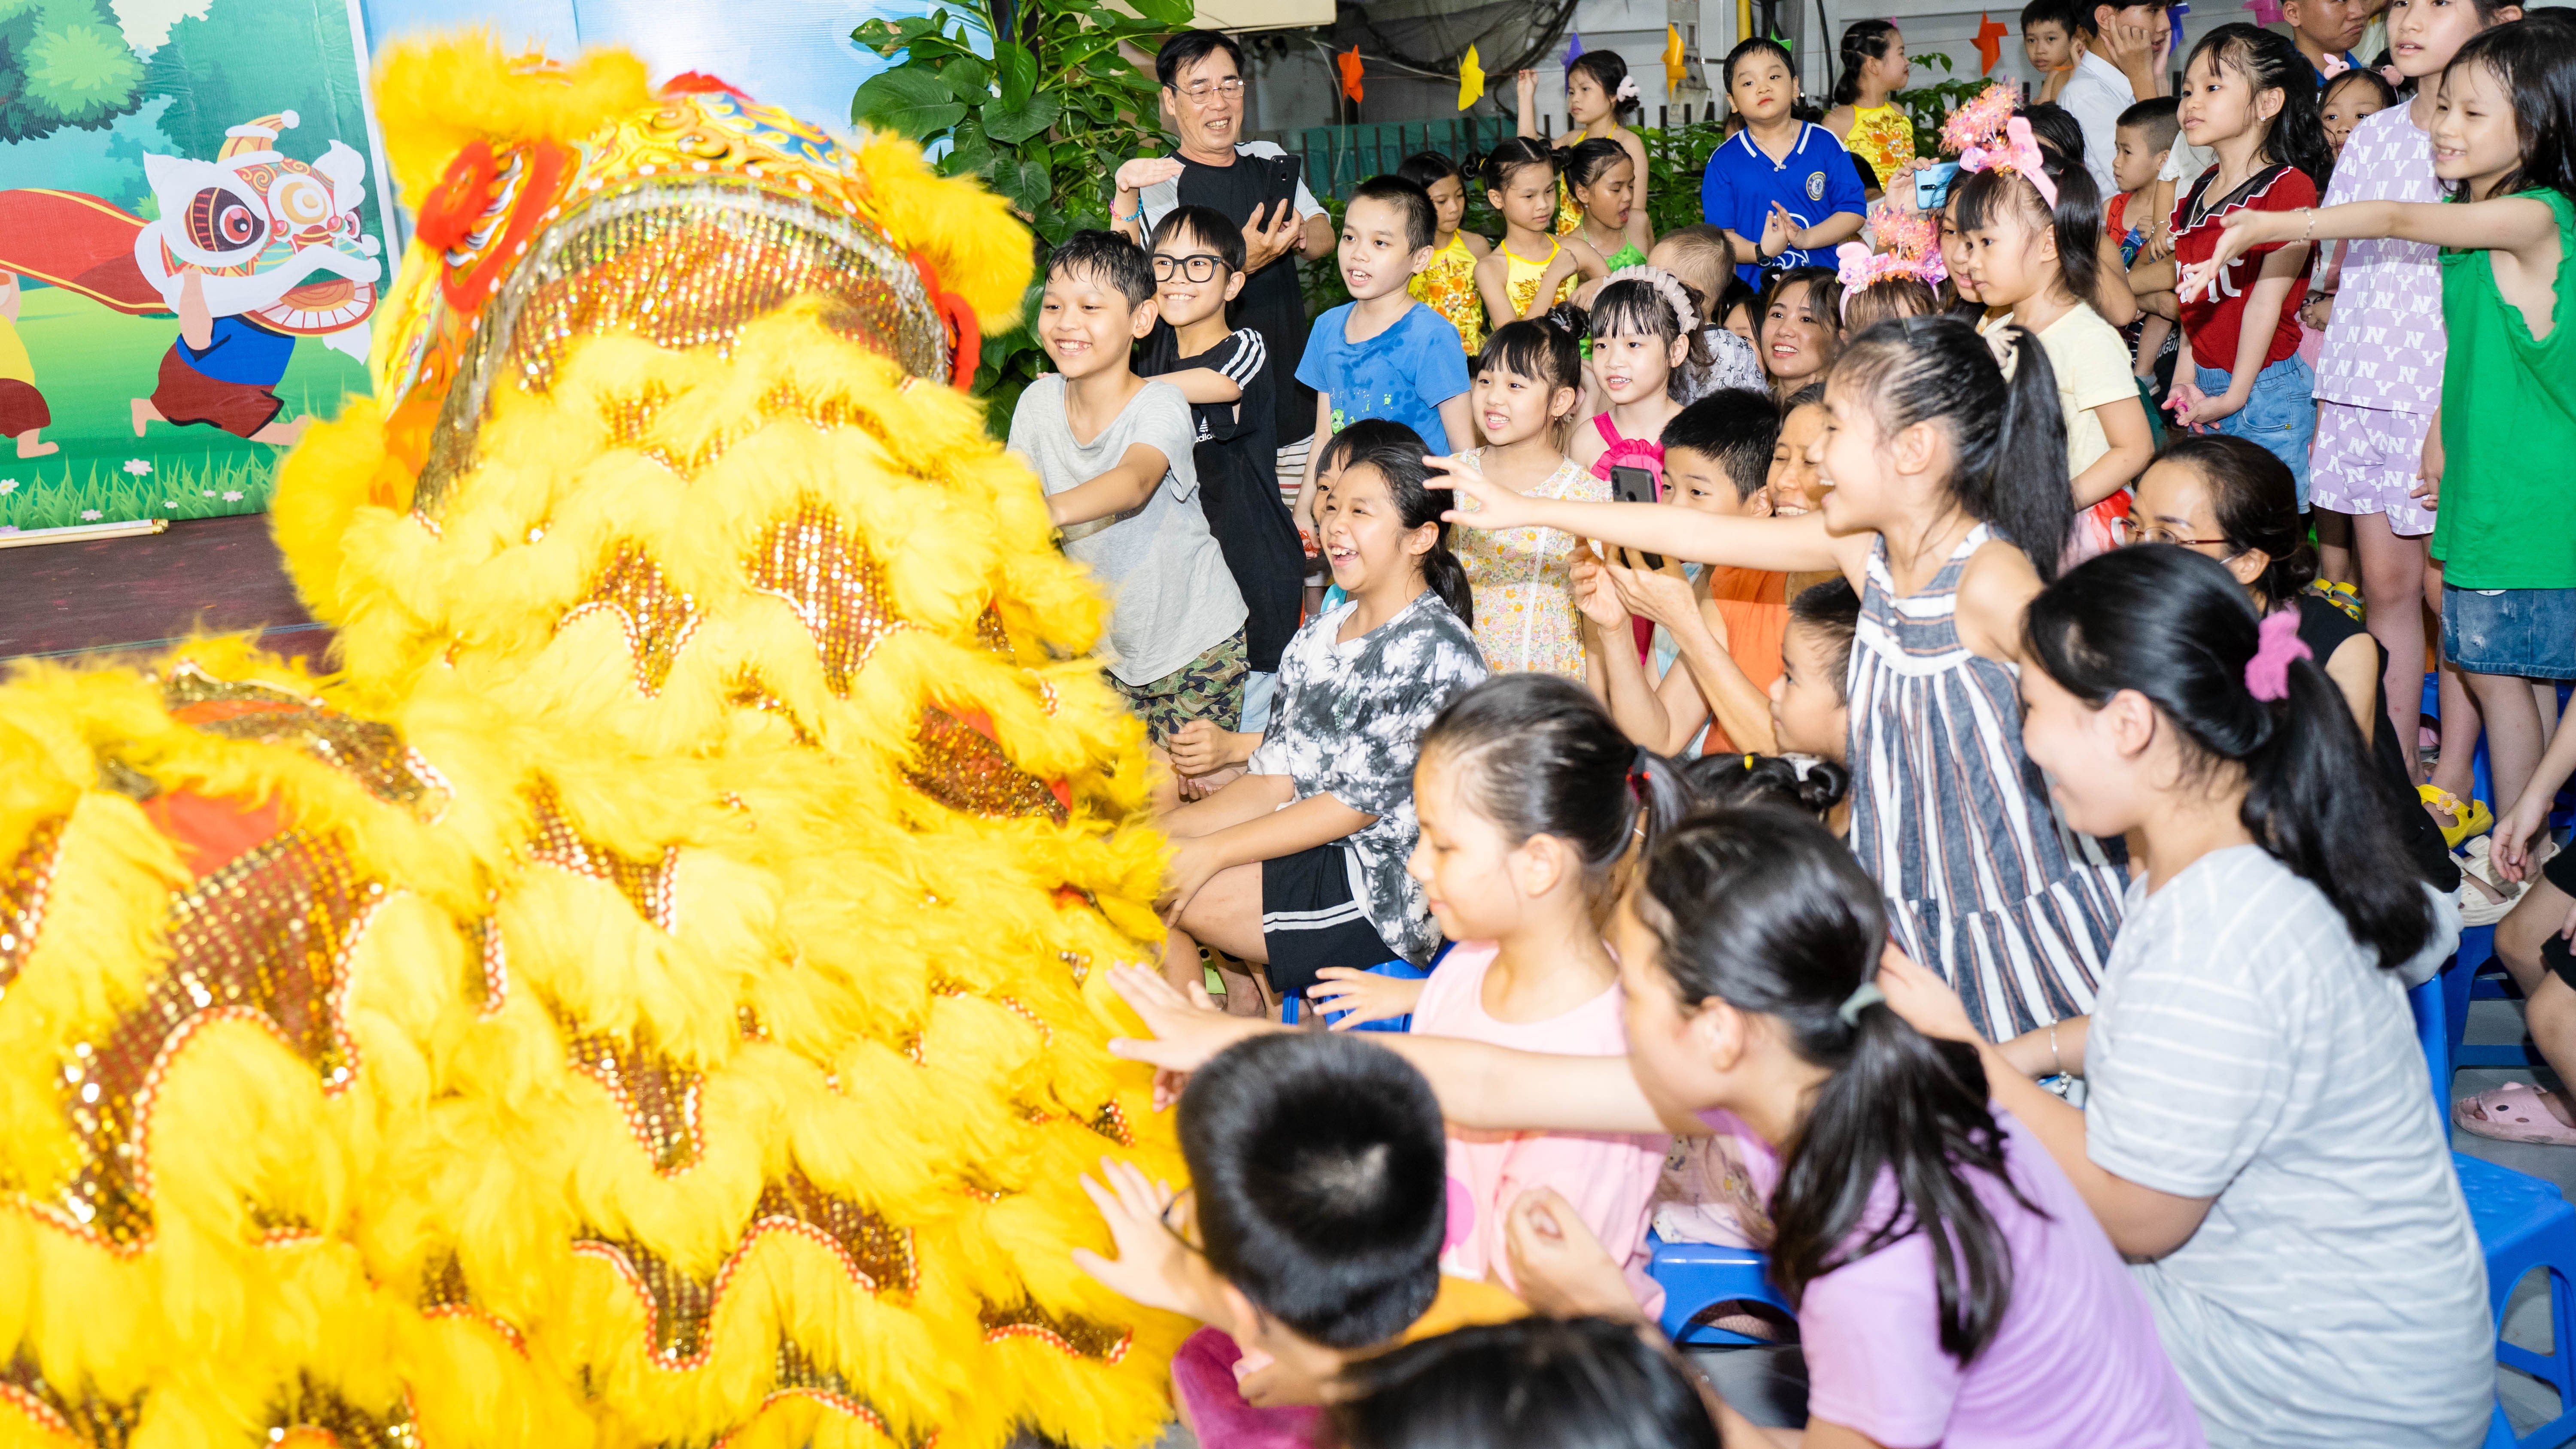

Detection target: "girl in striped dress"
[1431, 314, 2124, 1040]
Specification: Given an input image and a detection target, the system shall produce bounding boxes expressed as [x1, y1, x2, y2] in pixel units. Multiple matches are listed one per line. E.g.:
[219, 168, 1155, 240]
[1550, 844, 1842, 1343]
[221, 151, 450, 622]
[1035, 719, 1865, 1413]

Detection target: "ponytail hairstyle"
[1789, 575, 1862, 702]
[1322, 418, 1475, 626]
[1833, 19, 1903, 105]
[1558, 135, 1634, 203]
[1592, 274, 1710, 397]
[2186, 24, 2336, 191]
[1395, 149, 1466, 195]
[1680, 751, 1851, 817]
[1568, 49, 1640, 120]
[1833, 316, 2075, 581]
[1951, 139, 2105, 310]
[1476, 315, 1588, 445]
[2442, 23, 2576, 205]
[1481, 134, 1559, 197]
[2026, 546, 2436, 967]
[1421, 674, 1689, 916]
[1638, 808, 2030, 1363]
[2157, 434, 2316, 605]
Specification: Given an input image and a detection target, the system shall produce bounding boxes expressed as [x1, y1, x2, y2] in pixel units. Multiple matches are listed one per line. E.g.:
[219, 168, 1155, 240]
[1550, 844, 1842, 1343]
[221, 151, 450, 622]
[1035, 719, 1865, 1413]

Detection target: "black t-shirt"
[1138, 321, 1302, 673]
[1174, 151, 1315, 448]
[2293, 594, 2459, 889]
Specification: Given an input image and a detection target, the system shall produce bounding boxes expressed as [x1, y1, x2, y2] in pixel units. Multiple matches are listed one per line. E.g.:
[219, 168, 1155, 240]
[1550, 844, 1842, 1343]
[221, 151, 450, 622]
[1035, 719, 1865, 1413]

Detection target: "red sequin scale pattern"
[50, 830, 384, 1247]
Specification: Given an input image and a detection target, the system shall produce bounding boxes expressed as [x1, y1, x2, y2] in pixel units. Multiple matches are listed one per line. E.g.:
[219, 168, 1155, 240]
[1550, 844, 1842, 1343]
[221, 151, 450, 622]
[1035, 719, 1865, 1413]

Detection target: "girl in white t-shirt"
[1952, 114, 2154, 563]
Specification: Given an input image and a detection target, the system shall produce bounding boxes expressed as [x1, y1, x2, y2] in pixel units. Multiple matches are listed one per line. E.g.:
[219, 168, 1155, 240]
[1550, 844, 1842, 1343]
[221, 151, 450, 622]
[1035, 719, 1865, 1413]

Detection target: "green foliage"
[1893, 52, 1996, 158]
[852, 0, 1188, 433]
[0, 0, 141, 141]
[1636, 121, 1732, 240]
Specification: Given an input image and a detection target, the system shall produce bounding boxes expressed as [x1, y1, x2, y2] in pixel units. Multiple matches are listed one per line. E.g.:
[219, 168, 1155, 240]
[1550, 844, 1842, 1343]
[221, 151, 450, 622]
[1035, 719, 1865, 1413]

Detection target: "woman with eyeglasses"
[1114, 31, 1336, 457]
[2127, 434, 2460, 894]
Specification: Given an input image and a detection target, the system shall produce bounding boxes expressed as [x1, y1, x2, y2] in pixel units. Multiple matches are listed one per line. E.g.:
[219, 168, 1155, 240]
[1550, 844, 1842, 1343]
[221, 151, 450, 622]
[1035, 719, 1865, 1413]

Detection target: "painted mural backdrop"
[0, 0, 390, 530]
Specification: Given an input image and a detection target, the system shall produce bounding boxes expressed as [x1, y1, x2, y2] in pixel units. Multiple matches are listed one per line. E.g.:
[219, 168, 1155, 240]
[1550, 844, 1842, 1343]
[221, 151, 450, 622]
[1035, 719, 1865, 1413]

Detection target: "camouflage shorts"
[1113, 628, 1246, 744]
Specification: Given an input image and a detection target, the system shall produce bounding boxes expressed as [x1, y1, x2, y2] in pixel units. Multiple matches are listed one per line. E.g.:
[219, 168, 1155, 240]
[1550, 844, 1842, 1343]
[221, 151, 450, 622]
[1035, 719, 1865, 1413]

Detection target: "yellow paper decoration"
[1664, 24, 1686, 91]
[1458, 42, 1485, 111]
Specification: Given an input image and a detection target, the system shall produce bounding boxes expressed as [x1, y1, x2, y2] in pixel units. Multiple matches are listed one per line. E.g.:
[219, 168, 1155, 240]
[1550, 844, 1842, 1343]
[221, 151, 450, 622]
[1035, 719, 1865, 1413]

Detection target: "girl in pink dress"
[1572, 272, 1704, 489]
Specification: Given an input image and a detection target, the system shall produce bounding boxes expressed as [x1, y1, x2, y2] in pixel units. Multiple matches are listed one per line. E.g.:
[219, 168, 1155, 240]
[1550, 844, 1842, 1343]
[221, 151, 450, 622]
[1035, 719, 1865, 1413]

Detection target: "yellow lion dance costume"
[0, 36, 1189, 1449]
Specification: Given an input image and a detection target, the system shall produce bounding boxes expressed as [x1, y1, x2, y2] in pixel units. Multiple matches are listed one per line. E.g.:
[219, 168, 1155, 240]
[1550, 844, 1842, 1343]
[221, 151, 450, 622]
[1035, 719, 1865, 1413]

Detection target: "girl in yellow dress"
[1474, 138, 1608, 334]
[1449, 314, 1606, 680]
[1399, 151, 1492, 354]
[1514, 56, 1654, 261]
[1822, 20, 1917, 196]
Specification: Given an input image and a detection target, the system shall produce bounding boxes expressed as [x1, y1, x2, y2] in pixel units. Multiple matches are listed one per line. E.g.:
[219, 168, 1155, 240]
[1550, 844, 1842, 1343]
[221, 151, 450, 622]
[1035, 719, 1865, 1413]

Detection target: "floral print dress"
[1410, 233, 1486, 355]
[1452, 449, 1608, 679]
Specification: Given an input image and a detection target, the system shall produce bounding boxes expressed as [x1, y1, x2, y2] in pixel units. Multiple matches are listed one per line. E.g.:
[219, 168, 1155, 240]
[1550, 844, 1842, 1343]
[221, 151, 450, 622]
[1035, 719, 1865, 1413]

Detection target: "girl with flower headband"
[1879, 542, 2481, 1449]
[1836, 200, 1947, 328]
[1569, 269, 1706, 487]
[1516, 53, 1655, 263]
[1950, 90, 2157, 563]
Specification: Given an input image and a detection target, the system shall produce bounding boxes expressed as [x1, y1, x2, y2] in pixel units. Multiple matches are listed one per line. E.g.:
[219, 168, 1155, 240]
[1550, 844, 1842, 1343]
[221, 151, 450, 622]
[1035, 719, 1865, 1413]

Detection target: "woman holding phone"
[1115, 32, 1335, 454]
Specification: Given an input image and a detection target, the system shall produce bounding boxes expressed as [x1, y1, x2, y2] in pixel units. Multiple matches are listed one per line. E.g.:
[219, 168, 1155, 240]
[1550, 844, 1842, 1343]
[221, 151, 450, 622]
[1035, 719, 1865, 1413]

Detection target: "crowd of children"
[1018, 12, 2575, 1442]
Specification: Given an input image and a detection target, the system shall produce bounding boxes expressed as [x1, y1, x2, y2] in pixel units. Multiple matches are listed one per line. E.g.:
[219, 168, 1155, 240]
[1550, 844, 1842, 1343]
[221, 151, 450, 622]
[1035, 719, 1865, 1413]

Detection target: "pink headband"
[2245, 610, 2313, 702]
[1833, 202, 1947, 317]
[1959, 115, 2058, 210]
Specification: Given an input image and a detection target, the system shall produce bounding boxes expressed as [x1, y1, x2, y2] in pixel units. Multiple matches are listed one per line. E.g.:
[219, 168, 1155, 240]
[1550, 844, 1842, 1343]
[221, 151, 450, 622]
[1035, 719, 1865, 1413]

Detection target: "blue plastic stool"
[1647, 1230, 1797, 1347]
[1279, 959, 1426, 1033]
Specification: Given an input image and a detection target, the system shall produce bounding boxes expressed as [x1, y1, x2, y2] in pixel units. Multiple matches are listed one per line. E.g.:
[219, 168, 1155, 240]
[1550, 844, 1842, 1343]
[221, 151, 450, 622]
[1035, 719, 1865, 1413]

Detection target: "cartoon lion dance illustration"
[0, 35, 1187, 1449]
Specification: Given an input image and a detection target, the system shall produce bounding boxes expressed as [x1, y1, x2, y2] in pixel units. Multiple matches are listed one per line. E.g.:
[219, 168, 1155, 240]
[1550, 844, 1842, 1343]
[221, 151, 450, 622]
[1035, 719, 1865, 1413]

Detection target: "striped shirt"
[1848, 525, 2125, 1040]
[2087, 847, 2488, 1448]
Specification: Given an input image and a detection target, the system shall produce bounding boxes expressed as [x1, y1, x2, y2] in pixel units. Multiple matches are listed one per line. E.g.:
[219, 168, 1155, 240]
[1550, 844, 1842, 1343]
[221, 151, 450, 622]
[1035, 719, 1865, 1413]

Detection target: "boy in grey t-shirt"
[1009, 232, 1248, 747]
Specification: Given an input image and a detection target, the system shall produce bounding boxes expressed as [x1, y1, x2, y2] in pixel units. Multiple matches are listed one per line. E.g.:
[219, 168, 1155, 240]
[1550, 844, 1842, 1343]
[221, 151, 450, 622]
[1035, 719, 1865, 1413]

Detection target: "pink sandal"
[2455, 1082, 2576, 1146]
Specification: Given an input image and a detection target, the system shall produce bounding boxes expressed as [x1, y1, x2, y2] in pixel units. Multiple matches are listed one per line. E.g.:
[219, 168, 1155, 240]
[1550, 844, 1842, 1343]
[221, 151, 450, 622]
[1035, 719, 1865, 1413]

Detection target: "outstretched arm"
[2184, 196, 2559, 298]
[1431, 453, 1857, 574]
[1048, 443, 1170, 528]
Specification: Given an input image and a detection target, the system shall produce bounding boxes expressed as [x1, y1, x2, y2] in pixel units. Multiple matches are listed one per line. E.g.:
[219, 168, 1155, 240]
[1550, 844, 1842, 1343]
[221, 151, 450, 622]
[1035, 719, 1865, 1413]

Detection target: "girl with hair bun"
[1516, 52, 1654, 260]
[1476, 138, 1611, 331]
[1882, 543, 2483, 1448]
[1439, 315, 2125, 1043]
[1823, 20, 1917, 194]
[1559, 136, 1649, 272]
[1157, 419, 1488, 1015]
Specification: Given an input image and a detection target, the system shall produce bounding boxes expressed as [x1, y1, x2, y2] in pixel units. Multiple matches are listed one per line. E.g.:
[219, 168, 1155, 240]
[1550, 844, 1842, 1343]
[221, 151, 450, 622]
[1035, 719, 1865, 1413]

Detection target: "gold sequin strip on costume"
[53, 831, 384, 1247]
[162, 662, 454, 821]
[526, 782, 680, 932]
[560, 542, 702, 696]
[906, 708, 1066, 825]
[262, 1372, 419, 1449]
[744, 498, 911, 697]
[0, 816, 66, 996]
[0, 1352, 143, 1449]
[977, 1301, 1133, 1364]
[556, 1010, 705, 1175]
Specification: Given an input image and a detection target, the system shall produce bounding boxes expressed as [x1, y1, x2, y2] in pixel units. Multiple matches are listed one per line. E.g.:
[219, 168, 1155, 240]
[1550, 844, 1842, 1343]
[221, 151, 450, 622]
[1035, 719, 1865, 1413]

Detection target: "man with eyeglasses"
[1114, 31, 1334, 457]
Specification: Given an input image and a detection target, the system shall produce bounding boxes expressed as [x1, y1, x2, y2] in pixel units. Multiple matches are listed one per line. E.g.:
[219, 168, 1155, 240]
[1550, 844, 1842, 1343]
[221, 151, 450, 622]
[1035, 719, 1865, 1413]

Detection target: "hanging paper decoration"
[1338, 45, 1365, 102]
[1975, 12, 2009, 73]
[1458, 43, 1485, 111]
[1663, 24, 1686, 90]
[1564, 31, 1584, 67]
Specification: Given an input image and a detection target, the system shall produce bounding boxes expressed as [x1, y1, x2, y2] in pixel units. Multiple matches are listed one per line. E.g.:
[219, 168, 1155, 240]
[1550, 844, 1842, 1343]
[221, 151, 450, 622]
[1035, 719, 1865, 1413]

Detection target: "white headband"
[1604, 265, 1697, 335]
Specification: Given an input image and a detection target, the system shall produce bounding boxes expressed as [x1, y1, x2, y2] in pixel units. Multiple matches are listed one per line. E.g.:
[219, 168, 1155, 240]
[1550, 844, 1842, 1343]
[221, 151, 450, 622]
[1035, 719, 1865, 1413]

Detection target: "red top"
[1588, 413, 1667, 487]
[2171, 163, 2316, 374]
[2104, 189, 2129, 238]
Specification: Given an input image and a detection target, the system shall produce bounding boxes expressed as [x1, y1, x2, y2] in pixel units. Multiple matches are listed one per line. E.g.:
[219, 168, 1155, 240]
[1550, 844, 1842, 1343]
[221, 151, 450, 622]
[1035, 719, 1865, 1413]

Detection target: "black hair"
[1421, 674, 1689, 909]
[1789, 576, 1862, 703]
[1350, 174, 1439, 252]
[1664, 388, 1780, 501]
[1591, 277, 1708, 396]
[2022, 101, 2086, 166]
[1783, 380, 1826, 412]
[1638, 807, 2032, 1363]
[1558, 136, 1634, 196]
[1482, 134, 1559, 196]
[1474, 316, 1586, 443]
[1724, 36, 1798, 94]
[1155, 30, 1246, 91]
[2075, 0, 2172, 42]
[1179, 1033, 1447, 1348]
[1843, 276, 1940, 330]
[1395, 150, 1465, 196]
[2027, 547, 2436, 967]
[1568, 49, 1639, 118]
[1045, 229, 1154, 307]
[1319, 418, 1474, 626]
[1147, 203, 1246, 274]
[2444, 22, 2576, 205]
[2156, 434, 2315, 603]
[2187, 24, 2336, 191]
[2323, 66, 2400, 116]
[1954, 124, 2106, 310]
[2020, 0, 2078, 33]
[1716, 274, 1759, 329]
[1680, 751, 1851, 816]
[1835, 316, 2076, 581]
[1334, 1317, 1721, 1449]
[2117, 95, 2182, 154]
[1756, 267, 1842, 385]
[1833, 19, 1904, 106]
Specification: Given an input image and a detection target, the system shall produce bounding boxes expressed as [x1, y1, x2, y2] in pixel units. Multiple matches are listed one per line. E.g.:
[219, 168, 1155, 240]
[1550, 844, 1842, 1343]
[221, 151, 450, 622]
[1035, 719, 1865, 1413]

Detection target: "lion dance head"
[0, 33, 1184, 1449]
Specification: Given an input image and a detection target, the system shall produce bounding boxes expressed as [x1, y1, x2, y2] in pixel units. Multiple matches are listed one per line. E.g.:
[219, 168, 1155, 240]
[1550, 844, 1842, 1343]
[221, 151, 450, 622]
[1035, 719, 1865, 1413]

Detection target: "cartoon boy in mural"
[0, 109, 380, 449]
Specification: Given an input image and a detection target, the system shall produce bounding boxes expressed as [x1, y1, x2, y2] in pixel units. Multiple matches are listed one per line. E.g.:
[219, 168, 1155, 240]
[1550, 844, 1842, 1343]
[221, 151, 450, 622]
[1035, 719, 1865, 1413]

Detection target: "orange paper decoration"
[1338, 46, 1364, 102]
[1975, 13, 2010, 74]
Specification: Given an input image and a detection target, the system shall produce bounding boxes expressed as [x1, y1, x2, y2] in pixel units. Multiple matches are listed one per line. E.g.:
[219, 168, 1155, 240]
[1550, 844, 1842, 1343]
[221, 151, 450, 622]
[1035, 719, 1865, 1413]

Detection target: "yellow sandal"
[2420, 785, 2493, 849]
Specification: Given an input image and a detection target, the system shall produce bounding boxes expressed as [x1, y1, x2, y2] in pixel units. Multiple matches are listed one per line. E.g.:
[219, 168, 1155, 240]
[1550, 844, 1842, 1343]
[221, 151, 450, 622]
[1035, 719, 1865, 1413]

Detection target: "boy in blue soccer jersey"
[1700, 39, 1868, 285]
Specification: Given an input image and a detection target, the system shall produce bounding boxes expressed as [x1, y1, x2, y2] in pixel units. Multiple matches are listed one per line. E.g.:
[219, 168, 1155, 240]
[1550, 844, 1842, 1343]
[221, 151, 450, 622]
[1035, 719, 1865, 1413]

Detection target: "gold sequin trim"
[468, 916, 507, 1017]
[558, 543, 701, 696]
[420, 1251, 530, 1355]
[974, 605, 1010, 657]
[556, 1008, 705, 1175]
[1088, 1101, 1134, 1149]
[978, 1301, 1133, 1364]
[722, 665, 815, 745]
[905, 708, 1066, 825]
[0, 817, 67, 998]
[263, 1372, 419, 1449]
[744, 498, 911, 697]
[755, 1168, 917, 1294]
[163, 662, 455, 821]
[0, 1352, 142, 1449]
[51, 831, 383, 1247]
[527, 782, 679, 932]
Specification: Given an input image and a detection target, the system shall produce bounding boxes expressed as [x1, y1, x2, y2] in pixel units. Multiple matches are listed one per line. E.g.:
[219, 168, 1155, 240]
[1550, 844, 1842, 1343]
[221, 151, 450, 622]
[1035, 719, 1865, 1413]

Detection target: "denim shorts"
[2196, 356, 2317, 509]
[2442, 585, 2576, 680]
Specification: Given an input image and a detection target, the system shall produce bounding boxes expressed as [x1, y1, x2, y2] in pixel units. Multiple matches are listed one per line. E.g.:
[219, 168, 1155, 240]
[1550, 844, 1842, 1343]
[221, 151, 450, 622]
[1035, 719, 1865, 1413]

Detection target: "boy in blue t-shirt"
[1291, 175, 1472, 542]
[1698, 39, 1868, 285]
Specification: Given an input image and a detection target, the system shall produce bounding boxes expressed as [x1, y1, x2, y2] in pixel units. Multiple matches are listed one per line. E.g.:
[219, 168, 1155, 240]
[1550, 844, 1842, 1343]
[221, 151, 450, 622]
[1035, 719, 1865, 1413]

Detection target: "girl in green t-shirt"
[2182, 18, 2576, 822]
